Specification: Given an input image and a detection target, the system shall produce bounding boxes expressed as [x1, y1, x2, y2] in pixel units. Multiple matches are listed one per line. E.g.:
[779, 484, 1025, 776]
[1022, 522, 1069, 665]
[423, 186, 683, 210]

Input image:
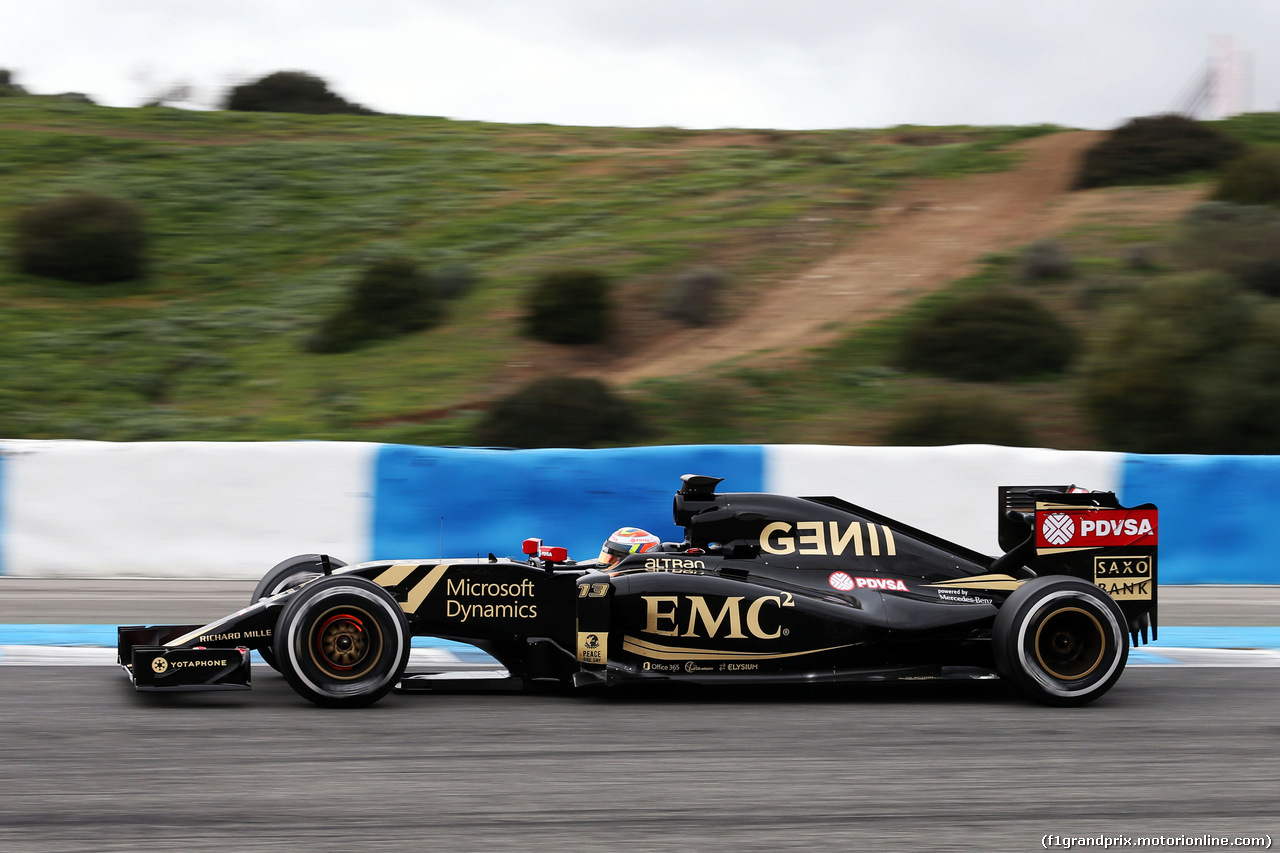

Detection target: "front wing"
[118, 625, 252, 691]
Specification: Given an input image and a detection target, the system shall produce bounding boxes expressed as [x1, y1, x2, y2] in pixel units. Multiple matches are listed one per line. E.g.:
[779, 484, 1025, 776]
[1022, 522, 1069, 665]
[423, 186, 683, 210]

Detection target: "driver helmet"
[598, 527, 660, 567]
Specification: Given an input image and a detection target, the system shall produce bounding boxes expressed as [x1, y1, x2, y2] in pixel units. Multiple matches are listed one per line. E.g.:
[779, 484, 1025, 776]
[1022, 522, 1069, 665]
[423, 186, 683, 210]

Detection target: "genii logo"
[1038, 509, 1157, 548]
[760, 521, 896, 557]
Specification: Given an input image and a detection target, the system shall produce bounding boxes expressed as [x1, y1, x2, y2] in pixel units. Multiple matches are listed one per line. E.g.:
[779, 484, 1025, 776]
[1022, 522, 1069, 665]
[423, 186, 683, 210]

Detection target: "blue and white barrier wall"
[0, 440, 1275, 583]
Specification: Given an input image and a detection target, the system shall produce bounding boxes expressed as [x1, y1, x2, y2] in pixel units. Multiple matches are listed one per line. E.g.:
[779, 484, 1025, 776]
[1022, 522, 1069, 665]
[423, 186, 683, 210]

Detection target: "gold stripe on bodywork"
[882, 526, 897, 556]
[372, 563, 421, 587]
[166, 615, 240, 648]
[622, 635, 860, 661]
[1036, 546, 1098, 555]
[926, 573, 1026, 591]
[401, 565, 450, 614]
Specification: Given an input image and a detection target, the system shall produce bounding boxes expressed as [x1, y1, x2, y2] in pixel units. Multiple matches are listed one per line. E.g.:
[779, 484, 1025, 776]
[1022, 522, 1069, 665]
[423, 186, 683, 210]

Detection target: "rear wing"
[999, 485, 1157, 645]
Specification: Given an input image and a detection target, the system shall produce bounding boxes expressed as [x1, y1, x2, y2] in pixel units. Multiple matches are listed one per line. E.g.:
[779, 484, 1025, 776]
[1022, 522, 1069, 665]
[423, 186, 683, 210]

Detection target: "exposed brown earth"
[583, 130, 1207, 385]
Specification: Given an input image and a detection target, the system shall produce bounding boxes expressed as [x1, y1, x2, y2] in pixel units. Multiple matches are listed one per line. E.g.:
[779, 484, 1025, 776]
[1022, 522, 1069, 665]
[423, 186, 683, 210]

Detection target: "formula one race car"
[118, 475, 1158, 707]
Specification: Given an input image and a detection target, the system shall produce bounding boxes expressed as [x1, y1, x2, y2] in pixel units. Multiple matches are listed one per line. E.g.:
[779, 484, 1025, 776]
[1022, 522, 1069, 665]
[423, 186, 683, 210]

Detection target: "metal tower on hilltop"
[1172, 36, 1252, 120]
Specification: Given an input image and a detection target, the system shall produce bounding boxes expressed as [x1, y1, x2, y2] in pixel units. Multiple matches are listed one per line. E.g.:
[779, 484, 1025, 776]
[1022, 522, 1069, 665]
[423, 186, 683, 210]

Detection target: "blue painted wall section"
[373, 445, 765, 563]
[0, 449, 5, 576]
[1122, 454, 1280, 584]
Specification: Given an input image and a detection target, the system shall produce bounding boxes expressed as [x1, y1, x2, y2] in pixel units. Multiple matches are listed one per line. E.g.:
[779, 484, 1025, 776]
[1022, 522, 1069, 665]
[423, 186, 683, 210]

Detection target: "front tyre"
[273, 575, 409, 708]
[992, 576, 1128, 707]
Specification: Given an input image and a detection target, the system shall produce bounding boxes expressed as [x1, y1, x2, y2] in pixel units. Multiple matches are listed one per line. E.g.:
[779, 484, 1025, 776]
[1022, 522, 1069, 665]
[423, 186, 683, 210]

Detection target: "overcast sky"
[2, 1, 1277, 130]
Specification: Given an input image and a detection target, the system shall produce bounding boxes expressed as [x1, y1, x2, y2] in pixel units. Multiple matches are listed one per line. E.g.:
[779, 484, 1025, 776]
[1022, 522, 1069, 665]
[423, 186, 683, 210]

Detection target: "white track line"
[0, 646, 489, 668]
[1129, 647, 1280, 667]
[4, 646, 1280, 667]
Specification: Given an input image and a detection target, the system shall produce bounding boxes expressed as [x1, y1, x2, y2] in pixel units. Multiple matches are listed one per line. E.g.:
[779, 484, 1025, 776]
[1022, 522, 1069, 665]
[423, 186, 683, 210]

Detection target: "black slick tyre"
[250, 554, 346, 671]
[272, 575, 409, 708]
[992, 576, 1128, 707]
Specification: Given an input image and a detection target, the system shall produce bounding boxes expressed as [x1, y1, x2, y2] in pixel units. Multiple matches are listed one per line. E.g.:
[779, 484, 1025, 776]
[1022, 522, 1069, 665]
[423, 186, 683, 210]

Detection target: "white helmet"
[598, 527, 660, 567]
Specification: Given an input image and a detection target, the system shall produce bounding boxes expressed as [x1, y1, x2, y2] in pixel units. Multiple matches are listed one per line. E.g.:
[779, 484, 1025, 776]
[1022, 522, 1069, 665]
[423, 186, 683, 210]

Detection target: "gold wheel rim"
[1033, 606, 1106, 681]
[308, 606, 383, 680]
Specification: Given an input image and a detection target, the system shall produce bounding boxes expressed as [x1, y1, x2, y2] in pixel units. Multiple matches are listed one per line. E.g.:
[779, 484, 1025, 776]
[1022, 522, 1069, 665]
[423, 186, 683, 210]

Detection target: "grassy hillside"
[0, 97, 1055, 444]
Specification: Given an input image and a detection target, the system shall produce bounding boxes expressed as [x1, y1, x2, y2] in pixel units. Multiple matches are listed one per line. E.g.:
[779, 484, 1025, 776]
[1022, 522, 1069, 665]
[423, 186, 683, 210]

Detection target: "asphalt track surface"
[2, 581, 1279, 852]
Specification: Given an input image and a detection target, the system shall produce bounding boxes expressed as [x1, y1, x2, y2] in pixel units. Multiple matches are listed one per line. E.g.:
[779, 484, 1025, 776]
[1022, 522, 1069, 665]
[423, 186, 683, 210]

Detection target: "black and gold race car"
[118, 474, 1158, 707]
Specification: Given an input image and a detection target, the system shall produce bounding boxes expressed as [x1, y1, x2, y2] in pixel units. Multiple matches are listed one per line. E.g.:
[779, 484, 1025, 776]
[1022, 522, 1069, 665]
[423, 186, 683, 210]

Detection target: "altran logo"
[1041, 513, 1076, 546]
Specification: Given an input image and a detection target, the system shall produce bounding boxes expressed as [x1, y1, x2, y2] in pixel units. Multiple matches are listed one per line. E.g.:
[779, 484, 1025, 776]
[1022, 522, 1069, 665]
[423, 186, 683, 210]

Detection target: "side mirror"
[539, 546, 568, 563]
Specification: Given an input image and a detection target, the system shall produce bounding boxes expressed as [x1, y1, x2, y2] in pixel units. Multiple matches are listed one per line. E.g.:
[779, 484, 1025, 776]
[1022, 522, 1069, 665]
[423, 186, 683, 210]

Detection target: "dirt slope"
[593, 130, 1204, 385]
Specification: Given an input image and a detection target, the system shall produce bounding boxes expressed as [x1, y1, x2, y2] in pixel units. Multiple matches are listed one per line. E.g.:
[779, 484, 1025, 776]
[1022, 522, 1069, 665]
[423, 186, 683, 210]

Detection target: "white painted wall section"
[2, 440, 378, 578]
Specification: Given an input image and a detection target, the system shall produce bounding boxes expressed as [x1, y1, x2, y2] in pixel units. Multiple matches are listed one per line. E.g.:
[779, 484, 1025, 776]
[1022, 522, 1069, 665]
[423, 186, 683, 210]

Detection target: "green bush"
[1175, 202, 1280, 281]
[13, 191, 147, 283]
[348, 258, 438, 329]
[223, 71, 375, 115]
[1238, 257, 1280, 298]
[663, 267, 727, 326]
[1019, 240, 1074, 282]
[472, 377, 644, 448]
[897, 292, 1077, 381]
[1123, 244, 1159, 272]
[524, 268, 612, 345]
[1073, 114, 1244, 189]
[306, 258, 439, 354]
[1080, 273, 1280, 453]
[1212, 148, 1280, 207]
[0, 68, 27, 97]
[431, 262, 478, 301]
[882, 393, 1032, 447]
[1077, 276, 1140, 311]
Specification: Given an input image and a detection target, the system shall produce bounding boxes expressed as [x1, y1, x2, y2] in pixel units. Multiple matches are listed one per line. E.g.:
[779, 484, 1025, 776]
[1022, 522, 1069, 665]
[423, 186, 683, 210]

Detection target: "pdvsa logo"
[1038, 509, 1158, 548]
[852, 576, 909, 592]
[1041, 513, 1076, 546]
[1082, 517, 1154, 537]
[830, 572, 909, 592]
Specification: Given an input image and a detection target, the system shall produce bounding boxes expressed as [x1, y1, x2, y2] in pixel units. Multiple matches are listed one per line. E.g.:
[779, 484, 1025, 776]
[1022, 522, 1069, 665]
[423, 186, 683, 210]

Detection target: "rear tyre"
[273, 575, 409, 708]
[251, 554, 347, 671]
[992, 576, 1128, 707]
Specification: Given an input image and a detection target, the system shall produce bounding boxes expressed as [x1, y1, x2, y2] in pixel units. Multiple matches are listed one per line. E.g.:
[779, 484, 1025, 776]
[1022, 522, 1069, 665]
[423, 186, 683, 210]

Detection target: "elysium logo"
[1042, 513, 1075, 546]
[151, 657, 168, 674]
